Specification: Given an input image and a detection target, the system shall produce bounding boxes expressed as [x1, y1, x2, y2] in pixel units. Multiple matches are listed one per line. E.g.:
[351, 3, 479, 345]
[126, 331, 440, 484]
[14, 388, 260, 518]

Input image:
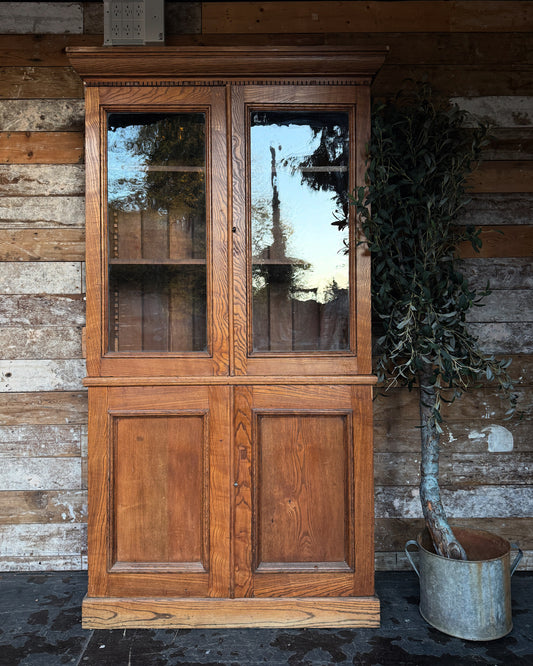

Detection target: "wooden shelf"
[109, 258, 206, 265]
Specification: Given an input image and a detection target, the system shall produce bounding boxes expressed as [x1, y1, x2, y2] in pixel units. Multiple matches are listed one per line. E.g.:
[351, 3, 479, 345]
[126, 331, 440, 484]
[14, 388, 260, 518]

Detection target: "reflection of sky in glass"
[251, 122, 349, 303]
[108, 125, 146, 208]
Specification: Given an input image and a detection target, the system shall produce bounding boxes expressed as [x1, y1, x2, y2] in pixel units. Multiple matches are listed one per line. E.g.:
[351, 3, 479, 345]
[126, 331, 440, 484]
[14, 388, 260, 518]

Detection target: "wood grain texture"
[0, 132, 84, 164]
[0, 67, 83, 99]
[82, 595, 380, 629]
[0, 392, 87, 426]
[458, 225, 533, 258]
[0, 229, 85, 261]
[469, 162, 533, 193]
[202, 2, 533, 34]
[113, 414, 206, 566]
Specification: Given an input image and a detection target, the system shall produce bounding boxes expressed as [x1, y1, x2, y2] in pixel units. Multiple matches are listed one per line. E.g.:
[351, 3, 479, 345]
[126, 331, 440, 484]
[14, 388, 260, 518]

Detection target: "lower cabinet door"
[87, 385, 231, 598]
[233, 384, 375, 598]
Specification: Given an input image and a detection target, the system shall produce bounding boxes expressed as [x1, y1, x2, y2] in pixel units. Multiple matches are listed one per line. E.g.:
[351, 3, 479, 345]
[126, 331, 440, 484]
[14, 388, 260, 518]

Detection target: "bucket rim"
[416, 526, 511, 563]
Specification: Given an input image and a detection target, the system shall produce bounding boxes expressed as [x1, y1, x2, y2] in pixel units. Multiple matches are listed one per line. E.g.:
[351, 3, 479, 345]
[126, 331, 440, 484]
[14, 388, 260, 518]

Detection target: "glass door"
[85, 85, 229, 377]
[232, 86, 363, 377]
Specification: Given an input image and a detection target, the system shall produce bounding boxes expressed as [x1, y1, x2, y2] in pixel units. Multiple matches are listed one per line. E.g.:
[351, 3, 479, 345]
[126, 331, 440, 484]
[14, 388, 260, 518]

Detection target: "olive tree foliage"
[349, 85, 517, 559]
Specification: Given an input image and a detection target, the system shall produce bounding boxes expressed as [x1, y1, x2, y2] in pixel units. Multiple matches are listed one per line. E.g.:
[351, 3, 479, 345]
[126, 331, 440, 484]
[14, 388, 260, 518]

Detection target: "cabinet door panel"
[88, 386, 231, 598]
[113, 413, 207, 569]
[256, 412, 351, 570]
[233, 385, 374, 598]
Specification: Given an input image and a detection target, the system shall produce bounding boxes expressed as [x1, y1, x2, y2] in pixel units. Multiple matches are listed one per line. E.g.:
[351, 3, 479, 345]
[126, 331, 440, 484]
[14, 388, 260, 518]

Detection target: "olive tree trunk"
[418, 366, 467, 560]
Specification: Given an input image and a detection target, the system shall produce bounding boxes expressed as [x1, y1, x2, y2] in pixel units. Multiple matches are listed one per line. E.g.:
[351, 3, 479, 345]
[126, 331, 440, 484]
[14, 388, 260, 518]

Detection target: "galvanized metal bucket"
[405, 527, 523, 641]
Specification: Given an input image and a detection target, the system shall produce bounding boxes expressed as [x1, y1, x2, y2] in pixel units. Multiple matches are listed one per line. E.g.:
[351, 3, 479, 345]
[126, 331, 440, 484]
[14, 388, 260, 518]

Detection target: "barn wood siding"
[0, 1, 530, 571]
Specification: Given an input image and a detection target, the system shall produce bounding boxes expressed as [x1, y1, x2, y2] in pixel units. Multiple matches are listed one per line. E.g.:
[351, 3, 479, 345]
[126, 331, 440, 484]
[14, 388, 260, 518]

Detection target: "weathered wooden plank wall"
[0, 1, 530, 571]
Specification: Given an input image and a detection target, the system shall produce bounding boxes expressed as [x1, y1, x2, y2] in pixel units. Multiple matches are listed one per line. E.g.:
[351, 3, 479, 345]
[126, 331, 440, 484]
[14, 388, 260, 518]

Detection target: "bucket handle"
[405, 539, 420, 577]
[510, 543, 523, 576]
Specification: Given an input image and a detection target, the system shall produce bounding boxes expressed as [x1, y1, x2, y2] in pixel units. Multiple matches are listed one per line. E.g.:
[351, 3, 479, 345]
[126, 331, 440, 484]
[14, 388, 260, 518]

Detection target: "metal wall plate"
[104, 0, 164, 46]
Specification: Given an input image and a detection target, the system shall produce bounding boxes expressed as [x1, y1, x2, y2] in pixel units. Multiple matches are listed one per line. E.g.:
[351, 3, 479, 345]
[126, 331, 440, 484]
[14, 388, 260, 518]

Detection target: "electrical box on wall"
[104, 0, 164, 45]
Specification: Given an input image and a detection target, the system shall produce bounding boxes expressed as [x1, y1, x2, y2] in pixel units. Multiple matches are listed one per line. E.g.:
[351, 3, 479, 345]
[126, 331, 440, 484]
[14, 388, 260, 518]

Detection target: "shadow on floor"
[0, 571, 531, 665]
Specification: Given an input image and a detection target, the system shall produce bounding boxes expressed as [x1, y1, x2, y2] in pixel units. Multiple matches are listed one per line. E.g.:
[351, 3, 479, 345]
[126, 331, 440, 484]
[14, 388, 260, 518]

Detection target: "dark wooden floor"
[0, 571, 531, 665]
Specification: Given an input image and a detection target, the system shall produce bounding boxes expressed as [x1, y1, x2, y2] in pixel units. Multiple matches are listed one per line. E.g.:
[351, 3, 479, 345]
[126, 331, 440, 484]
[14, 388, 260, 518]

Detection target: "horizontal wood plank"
[0, 67, 83, 99]
[0, 458, 81, 491]
[460, 257, 533, 290]
[469, 161, 533, 193]
[0, 490, 86, 524]
[82, 596, 380, 629]
[460, 194, 533, 227]
[375, 517, 533, 552]
[375, 418, 533, 455]
[454, 96, 533, 127]
[375, 550, 532, 572]
[483, 128, 533, 161]
[0, 359, 86, 392]
[0, 99, 85, 132]
[0, 2, 83, 34]
[0, 262, 82, 295]
[0, 425, 81, 457]
[0, 555, 84, 571]
[0, 196, 85, 229]
[465, 290, 533, 322]
[375, 484, 532, 519]
[0, 326, 82, 359]
[458, 225, 533, 258]
[373, 66, 533, 98]
[0, 392, 87, 426]
[0, 229, 85, 261]
[0, 295, 85, 326]
[0, 523, 86, 557]
[469, 322, 533, 354]
[0, 132, 84, 164]
[202, 2, 533, 34]
[372, 386, 531, 423]
[374, 451, 533, 487]
[0, 165, 84, 196]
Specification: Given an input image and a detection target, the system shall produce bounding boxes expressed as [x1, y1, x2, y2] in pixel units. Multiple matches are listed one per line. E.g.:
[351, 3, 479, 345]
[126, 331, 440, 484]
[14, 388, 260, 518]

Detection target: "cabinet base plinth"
[82, 595, 380, 629]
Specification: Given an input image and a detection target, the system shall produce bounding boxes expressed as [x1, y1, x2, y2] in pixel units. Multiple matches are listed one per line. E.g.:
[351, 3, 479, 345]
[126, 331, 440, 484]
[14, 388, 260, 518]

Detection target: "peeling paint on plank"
[0, 523, 86, 557]
[0, 295, 85, 326]
[0, 489, 86, 524]
[0, 196, 85, 228]
[0, 2, 83, 34]
[460, 258, 533, 290]
[0, 263, 82, 295]
[0, 100, 84, 132]
[375, 485, 533, 519]
[0, 359, 86, 392]
[0, 458, 81, 491]
[0, 165, 84, 196]
[0, 327, 82, 359]
[453, 96, 533, 127]
[0, 425, 80, 457]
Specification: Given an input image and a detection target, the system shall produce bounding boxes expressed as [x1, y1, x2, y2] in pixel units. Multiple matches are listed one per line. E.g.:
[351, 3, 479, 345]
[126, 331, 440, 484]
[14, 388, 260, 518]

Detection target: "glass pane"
[250, 111, 350, 352]
[107, 112, 207, 352]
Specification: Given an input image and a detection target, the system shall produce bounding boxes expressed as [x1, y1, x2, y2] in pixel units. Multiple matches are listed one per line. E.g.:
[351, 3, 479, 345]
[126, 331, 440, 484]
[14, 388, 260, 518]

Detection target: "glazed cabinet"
[67, 46, 385, 628]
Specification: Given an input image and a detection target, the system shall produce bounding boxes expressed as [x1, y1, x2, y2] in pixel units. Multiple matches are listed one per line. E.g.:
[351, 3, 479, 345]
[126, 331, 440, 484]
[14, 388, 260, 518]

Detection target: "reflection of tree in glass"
[126, 113, 205, 212]
[108, 113, 206, 214]
[288, 122, 349, 229]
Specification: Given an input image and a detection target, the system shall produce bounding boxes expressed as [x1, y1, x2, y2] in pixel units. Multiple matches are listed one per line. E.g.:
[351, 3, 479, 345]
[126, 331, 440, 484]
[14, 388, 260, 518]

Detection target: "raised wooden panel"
[234, 384, 374, 600]
[112, 413, 207, 571]
[255, 412, 352, 571]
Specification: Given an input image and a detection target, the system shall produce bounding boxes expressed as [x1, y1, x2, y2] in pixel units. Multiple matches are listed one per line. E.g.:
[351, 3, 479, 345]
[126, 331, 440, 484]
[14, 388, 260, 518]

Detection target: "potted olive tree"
[349, 85, 522, 640]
